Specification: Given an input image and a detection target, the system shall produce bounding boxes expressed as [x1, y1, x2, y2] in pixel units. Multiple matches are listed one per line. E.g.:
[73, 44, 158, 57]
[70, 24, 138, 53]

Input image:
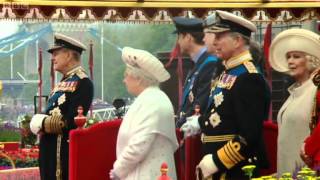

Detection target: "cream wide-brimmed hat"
[121, 47, 170, 83]
[269, 28, 320, 73]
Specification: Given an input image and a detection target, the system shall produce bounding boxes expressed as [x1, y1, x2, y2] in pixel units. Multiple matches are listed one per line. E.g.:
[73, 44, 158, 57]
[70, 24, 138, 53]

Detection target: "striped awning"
[0, 0, 319, 22]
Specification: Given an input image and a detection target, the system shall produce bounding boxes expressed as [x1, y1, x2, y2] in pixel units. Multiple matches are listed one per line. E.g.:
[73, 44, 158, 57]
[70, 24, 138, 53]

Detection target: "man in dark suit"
[182, 11, 270, 179]
[30, 33, 94, 180]
[173, 17, 223, 128]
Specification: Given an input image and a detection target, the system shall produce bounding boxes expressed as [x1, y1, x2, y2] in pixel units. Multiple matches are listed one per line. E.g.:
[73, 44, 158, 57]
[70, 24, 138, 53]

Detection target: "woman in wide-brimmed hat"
[269, 28, 320, 177]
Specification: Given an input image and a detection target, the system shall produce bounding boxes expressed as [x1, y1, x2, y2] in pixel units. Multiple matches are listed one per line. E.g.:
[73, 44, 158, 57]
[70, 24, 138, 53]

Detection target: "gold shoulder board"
[76, 70, 88, 79]
[243, 61, 257, 73]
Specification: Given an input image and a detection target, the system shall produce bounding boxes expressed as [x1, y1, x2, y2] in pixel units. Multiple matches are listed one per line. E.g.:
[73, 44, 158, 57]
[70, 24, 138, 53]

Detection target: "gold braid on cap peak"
[43, 114, 65, 134]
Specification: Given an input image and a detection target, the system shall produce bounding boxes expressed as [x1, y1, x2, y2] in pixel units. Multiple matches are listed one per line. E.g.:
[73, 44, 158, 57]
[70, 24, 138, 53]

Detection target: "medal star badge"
[58, 94, 66, 105]
[214, 92, 224, 107]
[189, 91, 194, 103]
[209, 112, 221, 128]
[50, 107, 61, 116]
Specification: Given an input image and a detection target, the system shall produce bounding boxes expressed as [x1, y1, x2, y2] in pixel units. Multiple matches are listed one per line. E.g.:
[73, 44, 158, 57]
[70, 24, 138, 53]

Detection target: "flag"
[263, 22, 272, 86]
[263, 22, 273, 120]
[165, 43, 183, 108]
[89, 41, 94, 80]
[50, 58, 55, 90]
[0, 80, 2, 96]
[38, 48, 43, 113]
[88, 41, 94, 117]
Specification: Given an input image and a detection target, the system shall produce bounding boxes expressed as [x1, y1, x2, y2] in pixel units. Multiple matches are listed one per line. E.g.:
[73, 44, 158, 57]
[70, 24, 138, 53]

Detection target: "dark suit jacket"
[39, 67, 93, 180]
[176, 51, 223, 128]
[199, 59, 270, 179]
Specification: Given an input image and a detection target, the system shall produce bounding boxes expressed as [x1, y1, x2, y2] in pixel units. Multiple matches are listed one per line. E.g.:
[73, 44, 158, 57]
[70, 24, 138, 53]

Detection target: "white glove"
[30, 114, 48, 135]
[109, 169, 120, 180]
[196, 154, 218, 179]
[181, 115, 200, 137]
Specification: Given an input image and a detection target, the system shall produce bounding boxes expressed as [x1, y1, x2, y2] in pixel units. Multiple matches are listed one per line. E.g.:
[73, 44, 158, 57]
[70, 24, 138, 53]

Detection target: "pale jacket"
[277, 79, 317, 176]
[113, 86, 178, 180]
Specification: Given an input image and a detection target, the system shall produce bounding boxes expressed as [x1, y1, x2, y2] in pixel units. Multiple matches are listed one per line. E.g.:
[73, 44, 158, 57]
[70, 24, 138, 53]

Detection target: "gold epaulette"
[65, 66, 88, 80]
[243, 61, 258, 73]
[75, 69, 88, 79]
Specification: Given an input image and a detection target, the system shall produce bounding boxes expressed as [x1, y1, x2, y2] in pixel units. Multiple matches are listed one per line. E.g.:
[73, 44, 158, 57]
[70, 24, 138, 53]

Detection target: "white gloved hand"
[30, 114, 48, 135]
[181, 115, 200, 137]
[196, 154, 218, 179]
[109, 169, 120, 180]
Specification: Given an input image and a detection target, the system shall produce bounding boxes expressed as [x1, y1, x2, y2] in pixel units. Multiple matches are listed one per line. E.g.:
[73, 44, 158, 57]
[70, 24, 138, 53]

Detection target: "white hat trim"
[216, 10, 257, 33]
[122, 47, 170, 83]
[54, 33, 87, 50]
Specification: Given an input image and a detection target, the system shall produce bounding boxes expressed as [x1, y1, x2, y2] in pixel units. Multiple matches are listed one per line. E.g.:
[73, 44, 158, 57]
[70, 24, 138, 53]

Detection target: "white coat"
[113, 86, 179, 180]
[277, 79, 317, 176]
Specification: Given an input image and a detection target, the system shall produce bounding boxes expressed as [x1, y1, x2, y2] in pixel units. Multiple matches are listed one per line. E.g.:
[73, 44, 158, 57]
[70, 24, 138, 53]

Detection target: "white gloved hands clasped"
[30, 114, 48, 135]
[180, 115, 200, 137]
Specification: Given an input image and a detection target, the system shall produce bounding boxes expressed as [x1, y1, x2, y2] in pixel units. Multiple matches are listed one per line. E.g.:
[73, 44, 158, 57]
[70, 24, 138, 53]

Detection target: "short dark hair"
[180, 32, 204, 45]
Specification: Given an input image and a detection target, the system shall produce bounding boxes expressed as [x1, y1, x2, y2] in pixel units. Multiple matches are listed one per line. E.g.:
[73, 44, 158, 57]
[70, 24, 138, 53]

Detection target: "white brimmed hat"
[121, 47, 170, 82]
[48, 33, 87, 54]
[203, 10, 257, 37]
[269, 28, 320, 73]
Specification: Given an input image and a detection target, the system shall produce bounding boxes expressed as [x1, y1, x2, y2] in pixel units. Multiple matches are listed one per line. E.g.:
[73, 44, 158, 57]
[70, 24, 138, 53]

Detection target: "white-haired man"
[182, 10, 270, 179]
[30, 33, 93, 180]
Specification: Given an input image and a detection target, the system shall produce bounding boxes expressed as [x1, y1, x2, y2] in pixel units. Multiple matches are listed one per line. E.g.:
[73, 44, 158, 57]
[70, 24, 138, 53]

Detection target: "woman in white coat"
[109, 47, 179, 180]
[269, 29, 320, 177]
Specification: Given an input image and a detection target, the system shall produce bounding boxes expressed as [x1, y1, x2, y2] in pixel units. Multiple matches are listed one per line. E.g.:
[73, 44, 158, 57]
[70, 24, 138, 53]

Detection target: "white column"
[36, 40, 39, 69]
[10, 43, 13, 79]
[101, 25, 104, 101]
[35, 40, 40, 99]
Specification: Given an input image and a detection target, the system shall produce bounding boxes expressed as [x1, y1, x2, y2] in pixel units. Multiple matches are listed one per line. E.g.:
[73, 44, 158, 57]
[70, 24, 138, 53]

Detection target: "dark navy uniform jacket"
[199, 51, 270, 179]
[176, 49, 223, 128]
[39, 66, 93, 180]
